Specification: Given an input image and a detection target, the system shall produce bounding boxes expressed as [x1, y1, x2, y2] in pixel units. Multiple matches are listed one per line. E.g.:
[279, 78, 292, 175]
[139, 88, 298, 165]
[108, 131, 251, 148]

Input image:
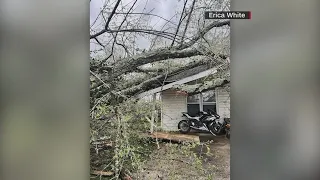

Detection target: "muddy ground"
[134, 135, 230, 180]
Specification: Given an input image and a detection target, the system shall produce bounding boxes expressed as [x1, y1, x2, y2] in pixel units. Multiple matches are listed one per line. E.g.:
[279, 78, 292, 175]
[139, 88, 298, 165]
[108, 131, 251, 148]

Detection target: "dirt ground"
[134, 135, 230, 180]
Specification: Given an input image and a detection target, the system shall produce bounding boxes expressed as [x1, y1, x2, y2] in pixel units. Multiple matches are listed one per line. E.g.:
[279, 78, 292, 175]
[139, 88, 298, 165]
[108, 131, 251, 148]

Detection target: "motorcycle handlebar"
[207, 109, 220, 118]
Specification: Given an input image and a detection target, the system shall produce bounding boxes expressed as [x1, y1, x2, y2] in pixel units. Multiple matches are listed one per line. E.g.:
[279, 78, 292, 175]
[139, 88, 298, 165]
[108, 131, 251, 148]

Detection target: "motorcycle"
[207, 109, 231, 137]
[206, 109, 229, 135]
[177, 110, 220, 136]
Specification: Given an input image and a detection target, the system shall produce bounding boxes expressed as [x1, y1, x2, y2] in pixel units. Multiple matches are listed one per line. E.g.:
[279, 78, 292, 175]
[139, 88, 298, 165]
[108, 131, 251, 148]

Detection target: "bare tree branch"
[170, 0, 188, 47]
[114, 12, 178, 26]
[90, 0, 122, 39]
[178, 20, 230, 50]
[180, 0, 196, 46]
[107, 29, 181, 40]
[94, 37, 105, 48]
[105, 0, 122, 29]
[99, 0, 138, 64]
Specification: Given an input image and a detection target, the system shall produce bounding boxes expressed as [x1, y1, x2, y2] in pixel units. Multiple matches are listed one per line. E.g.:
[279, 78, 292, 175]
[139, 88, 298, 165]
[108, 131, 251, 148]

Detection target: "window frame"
[186, 94, 200, 104]
[187, 90, 217, 112]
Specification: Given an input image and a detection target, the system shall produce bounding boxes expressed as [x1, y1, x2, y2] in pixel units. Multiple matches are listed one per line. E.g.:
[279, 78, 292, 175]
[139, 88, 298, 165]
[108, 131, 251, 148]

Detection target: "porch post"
[199, 93, 204, 111]
[150, 93, 156, 133]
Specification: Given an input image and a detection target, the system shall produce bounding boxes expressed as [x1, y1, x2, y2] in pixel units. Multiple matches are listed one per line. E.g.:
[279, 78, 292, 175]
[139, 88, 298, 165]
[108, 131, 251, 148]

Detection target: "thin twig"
[105, 0, 122, 29]
[180, 0, 196, 46]
[170, 0, 188, 47]
[114, 12, 178, 26]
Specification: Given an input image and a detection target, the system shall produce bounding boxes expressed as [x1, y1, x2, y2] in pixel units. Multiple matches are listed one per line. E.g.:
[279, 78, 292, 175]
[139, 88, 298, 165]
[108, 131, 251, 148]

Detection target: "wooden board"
[144, 132, 200, 143]
[91, 170, 114, 176]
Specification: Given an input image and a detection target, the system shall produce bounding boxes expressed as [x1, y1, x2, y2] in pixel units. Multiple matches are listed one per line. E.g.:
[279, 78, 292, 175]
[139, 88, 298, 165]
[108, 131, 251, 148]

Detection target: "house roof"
[137, 67, 217, 98]
[165, 65, 211, 82]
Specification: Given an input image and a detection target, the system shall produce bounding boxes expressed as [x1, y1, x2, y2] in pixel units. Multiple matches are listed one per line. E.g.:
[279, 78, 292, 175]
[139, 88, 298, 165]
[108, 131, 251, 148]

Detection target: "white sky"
[90, 0, 184, 51]
[89, 0, 230, 56]
[90, 0, 181, 26]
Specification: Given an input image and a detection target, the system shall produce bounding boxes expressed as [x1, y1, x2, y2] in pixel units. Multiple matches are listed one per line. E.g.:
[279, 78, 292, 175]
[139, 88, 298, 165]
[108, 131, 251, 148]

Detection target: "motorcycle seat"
[190, 116, 200, 120]
[181, 112, 200, 120]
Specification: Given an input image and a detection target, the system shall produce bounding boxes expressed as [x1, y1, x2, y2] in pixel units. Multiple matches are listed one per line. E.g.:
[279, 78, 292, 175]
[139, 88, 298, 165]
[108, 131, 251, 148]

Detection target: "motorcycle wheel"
[209, 123, 224, 135]
[178, 120, 191, 134]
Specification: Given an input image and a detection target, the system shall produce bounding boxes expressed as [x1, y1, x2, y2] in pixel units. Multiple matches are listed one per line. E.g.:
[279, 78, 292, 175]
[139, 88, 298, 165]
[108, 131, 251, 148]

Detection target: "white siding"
[161, 89, 187, 131]
[216, 87, 230, 119]
[139, 93, 161, 102]
[160, 87, 230, 132]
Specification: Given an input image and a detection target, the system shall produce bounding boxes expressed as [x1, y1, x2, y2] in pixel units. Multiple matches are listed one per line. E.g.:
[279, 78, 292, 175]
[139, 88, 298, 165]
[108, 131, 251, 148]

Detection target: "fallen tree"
[89, 0, 231, 178]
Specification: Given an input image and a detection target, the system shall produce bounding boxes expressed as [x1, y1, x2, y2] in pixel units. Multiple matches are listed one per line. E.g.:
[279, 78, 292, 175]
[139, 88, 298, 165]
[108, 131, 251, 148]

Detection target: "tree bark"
[173, 79, 230, 95]
[90, 20, 230, 76]
[92, 59, 209, 100]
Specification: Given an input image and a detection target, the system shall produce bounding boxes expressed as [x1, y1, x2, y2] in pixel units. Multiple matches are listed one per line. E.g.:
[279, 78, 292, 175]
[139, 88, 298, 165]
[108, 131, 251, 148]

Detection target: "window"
[187, 90, 216, 116]
[187, 94, 200, 116]
[202, 91, 216, 114]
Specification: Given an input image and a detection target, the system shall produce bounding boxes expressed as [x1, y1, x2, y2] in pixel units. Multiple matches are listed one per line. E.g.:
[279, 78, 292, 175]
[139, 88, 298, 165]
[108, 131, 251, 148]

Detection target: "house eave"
[136, 67, 218, 98]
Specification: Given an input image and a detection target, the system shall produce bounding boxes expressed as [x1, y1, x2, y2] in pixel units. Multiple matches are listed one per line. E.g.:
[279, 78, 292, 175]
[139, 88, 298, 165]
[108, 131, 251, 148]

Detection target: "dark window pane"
[203, 105, 216, 113]
[202, 90, 216, 102]
[187, 104, 200, 116]
[187, 94, 200, 103]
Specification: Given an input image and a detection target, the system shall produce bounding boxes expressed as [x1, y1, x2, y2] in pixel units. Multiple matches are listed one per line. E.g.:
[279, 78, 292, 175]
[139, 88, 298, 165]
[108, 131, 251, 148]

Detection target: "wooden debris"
[91, 140, 113, 147]
[91, 170, 114, 176]
[144, 132, 200, 143]
[91, 140, 113, 151]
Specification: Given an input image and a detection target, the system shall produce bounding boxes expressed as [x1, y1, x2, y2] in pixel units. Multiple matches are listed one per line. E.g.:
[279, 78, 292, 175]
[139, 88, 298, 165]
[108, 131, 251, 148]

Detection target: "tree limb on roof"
[173, 78, 230, 95]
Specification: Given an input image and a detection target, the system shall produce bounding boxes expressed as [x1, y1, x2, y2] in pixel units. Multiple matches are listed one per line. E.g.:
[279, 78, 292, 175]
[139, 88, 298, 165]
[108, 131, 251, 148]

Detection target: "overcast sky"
[89, 0, 229, 56]
[90, 0, 181, 27]
[90, 0, 185, 51]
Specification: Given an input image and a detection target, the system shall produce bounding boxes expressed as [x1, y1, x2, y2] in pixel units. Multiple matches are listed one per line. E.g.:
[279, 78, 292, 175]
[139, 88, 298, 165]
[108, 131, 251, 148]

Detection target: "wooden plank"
[91, 170, 114, 176]
[144, 132, 200, 143]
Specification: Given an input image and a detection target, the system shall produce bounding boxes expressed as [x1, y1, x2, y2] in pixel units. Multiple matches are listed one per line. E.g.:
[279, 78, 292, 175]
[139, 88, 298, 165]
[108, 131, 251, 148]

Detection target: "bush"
[90, 99, 160, 179]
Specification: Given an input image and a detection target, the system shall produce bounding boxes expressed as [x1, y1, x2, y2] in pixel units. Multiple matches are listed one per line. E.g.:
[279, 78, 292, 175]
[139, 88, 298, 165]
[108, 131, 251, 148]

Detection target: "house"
[137, 64, 230, 132]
